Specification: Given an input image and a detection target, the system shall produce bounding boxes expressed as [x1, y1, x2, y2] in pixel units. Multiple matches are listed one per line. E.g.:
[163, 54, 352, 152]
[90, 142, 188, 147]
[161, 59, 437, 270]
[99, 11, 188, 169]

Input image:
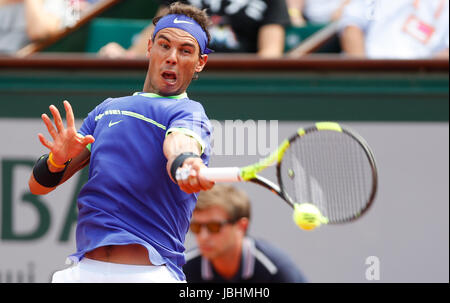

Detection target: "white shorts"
[51, 258, 185, 283]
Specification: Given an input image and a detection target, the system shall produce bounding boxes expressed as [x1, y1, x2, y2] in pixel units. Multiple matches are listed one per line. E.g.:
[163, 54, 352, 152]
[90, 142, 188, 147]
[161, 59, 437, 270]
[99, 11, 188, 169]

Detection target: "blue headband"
[152, 14, 213, 55]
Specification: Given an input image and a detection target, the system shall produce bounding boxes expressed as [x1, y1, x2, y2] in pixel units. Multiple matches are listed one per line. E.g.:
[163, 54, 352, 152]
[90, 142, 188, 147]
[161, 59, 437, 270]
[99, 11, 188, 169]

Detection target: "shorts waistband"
[80, 257, 163, 274]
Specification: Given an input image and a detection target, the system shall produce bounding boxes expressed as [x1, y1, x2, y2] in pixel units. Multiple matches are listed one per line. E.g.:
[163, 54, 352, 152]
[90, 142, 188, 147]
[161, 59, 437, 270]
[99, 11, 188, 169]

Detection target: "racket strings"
[280, 130, 374, 224]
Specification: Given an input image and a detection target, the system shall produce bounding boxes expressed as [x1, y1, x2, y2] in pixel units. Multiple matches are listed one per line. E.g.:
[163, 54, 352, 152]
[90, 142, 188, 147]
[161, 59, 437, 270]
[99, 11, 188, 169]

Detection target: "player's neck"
[211, 239, 243, 279]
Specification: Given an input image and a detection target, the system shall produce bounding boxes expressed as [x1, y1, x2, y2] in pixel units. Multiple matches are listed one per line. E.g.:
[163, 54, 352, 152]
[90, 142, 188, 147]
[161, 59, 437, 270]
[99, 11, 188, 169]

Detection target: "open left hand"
[38, 100, 95, 167]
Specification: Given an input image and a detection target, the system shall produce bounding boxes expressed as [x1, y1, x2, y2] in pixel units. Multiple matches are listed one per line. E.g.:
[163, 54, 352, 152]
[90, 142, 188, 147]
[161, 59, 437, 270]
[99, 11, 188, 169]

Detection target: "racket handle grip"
[199, 167, 242, 182]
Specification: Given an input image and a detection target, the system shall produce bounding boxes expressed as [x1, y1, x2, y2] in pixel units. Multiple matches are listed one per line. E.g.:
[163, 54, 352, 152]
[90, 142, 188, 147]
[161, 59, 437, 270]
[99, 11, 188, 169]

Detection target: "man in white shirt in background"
[339, 0, 449, 59]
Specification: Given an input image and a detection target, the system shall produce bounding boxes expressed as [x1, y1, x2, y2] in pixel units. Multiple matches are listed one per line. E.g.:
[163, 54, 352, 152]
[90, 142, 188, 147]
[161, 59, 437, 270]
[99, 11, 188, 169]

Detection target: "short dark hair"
[196, 184, 251, 222]
[152, 2, 211, 45]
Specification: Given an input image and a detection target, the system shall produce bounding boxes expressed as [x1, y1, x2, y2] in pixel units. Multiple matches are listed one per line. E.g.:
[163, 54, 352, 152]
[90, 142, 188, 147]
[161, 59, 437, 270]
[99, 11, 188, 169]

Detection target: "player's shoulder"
[165, 97, 208, 120]
[173, 96, 206, 111]
[96, 95, 132, 108]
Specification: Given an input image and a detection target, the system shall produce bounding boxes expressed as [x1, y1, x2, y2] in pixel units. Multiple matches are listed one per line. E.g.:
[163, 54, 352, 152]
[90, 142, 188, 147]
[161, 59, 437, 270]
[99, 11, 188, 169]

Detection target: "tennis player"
[28, 2, 215, 283]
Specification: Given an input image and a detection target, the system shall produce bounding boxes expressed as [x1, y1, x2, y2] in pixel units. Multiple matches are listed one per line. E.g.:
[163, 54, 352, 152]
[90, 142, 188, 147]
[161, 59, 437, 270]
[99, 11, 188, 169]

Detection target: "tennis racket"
[177, 122, 378, 227]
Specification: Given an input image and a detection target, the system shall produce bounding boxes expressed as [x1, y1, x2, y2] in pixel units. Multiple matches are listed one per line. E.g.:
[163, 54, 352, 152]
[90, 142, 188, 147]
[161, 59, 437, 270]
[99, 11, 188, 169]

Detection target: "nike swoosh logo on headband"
[173, 18, 193, 24]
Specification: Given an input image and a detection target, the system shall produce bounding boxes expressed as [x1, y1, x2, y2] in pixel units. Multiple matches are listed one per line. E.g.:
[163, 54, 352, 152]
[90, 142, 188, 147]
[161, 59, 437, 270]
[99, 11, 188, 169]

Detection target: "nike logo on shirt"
[173, 18, 193, 24]
[108, 120, 122, 127]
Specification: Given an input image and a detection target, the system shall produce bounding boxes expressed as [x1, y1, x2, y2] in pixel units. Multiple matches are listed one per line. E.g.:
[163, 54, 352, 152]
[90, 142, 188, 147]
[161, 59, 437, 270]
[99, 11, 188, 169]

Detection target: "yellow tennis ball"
[293, 203, 327, 230]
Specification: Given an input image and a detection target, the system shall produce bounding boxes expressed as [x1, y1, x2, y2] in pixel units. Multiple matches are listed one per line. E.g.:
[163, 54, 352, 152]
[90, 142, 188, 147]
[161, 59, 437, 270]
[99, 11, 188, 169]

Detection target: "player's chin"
[158, 79, 182, 96]
[159, 86, 182, 97]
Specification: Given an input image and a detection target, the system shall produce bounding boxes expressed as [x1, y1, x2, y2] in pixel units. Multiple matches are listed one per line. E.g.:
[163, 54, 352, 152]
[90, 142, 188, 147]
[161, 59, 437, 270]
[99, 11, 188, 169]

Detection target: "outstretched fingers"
[64, 100, 76, 129]
[41, 113, 58, 140]
[38, 133, 53, 150]
[49, 104, 64, 133]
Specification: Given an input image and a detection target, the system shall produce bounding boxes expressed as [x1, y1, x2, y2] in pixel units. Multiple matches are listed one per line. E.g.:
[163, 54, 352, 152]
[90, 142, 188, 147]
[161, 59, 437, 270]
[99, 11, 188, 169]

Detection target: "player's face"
[146, 27, 208, 96]
[190, 206, 245, 260]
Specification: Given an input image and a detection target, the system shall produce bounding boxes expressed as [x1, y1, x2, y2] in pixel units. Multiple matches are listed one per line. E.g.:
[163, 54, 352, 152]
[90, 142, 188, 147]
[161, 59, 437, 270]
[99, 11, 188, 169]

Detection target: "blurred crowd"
[0, 0, 98, 54]
[338, 0, 449, 59]
[1, 0, 448, 58]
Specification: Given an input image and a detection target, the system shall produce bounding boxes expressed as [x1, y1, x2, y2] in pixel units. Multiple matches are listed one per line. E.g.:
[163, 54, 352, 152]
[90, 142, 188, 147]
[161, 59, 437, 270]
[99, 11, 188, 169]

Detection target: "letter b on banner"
[1, 159, 50, 240]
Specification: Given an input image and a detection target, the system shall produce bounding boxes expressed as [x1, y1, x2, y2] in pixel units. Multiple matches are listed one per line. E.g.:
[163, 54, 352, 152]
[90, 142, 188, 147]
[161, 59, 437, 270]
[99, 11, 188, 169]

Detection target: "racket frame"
[274, 122, 378, 223]
[180, 122, 378, 224]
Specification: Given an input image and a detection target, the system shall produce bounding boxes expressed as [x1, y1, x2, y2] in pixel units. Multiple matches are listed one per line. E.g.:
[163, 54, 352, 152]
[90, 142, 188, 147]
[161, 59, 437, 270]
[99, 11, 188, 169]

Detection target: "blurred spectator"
[0, 0, 97, 54]
[304, 0, 351, 24]
[99, 0, 290, 59]
[285, 0, 351, 26]
[183, 184, 307, 283]
[339, 0, 449, 58]
[285, 0, 306, 27]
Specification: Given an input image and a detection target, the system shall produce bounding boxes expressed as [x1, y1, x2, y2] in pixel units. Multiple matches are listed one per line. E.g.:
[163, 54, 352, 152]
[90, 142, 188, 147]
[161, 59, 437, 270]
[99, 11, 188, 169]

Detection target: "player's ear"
[195, 54, 208, 73]
[146, 39, 153, 58]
